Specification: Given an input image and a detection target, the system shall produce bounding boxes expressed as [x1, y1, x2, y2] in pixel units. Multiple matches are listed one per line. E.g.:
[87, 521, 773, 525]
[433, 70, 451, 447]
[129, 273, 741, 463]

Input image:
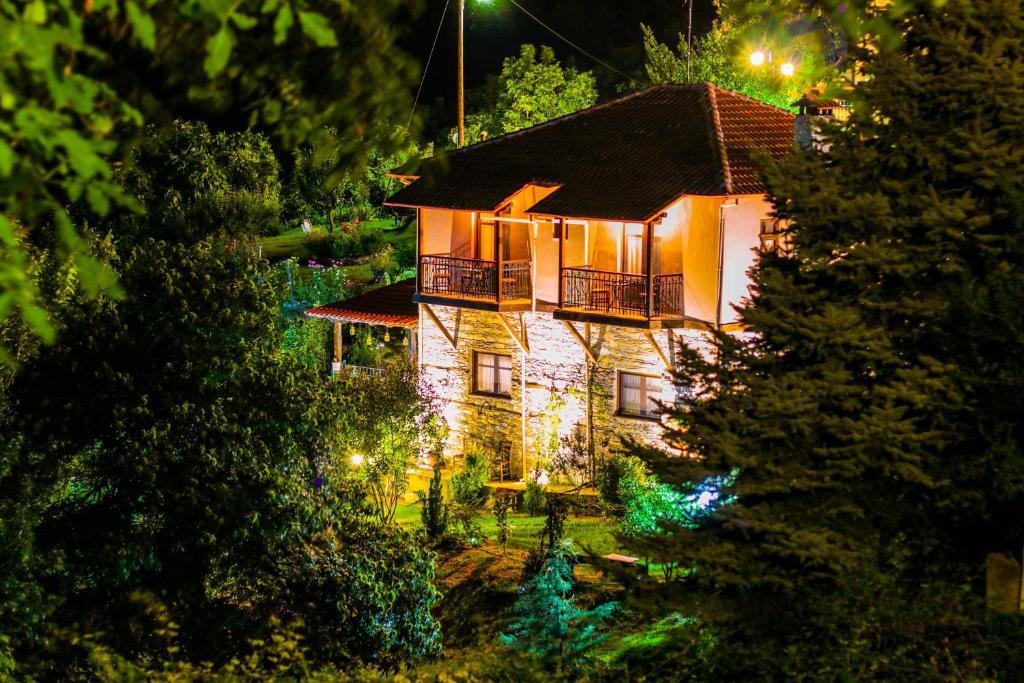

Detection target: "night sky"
[397, 0, 718, 132]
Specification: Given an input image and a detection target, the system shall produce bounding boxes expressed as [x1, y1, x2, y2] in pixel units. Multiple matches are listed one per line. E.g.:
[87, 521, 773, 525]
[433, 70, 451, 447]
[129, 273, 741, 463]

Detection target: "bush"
[597, 454, 646, 506]
[523, 478, 546, 516]
[450, 450, 490, 508]
[358, 224, 386, 255]
[553, 422, 590, 486]
[418, 462, 448, 542]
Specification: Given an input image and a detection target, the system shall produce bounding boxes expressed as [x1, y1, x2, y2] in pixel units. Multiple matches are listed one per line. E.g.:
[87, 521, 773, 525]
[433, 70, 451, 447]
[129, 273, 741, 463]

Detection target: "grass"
[258, 217, 413, 262]
[393, 498, 621, 558]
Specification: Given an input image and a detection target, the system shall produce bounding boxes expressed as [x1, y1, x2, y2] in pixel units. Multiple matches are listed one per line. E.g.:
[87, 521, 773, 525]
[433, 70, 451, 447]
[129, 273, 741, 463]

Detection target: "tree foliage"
[108, 121, 283, 243]
[641, 0, 836, 109]
[344, 362, 447, 524]
[0, 239, 440, 676]
[459, 45, 598, 146]
[631, 0, 1024, 677]
[500, 542, 618, 676]
[1, 0, 418, 349]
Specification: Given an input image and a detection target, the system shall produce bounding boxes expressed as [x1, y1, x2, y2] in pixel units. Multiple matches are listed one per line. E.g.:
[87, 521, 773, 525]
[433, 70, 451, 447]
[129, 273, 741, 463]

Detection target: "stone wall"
[418, 303, 711, 480]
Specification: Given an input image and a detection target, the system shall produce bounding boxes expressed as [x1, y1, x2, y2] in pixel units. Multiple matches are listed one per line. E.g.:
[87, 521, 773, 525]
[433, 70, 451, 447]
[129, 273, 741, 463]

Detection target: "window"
[618, 371, 662, 418]
[759, 218, 790, 256]
[474, 352, 512, 397]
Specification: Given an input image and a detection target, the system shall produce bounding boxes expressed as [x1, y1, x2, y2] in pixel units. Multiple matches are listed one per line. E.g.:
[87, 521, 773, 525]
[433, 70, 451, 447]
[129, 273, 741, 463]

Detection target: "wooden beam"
[496, 313, 529, 354]
[333, 321, 343, 363]
[422, 303, 457, 349]
[644, 330, 672, 373]
[561, 320, 598, 364]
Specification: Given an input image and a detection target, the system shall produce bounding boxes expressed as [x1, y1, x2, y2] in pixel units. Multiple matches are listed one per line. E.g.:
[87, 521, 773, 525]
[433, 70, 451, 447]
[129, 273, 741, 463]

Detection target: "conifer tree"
[500, 542, 618, 675]
[629, 0, 1024, 677]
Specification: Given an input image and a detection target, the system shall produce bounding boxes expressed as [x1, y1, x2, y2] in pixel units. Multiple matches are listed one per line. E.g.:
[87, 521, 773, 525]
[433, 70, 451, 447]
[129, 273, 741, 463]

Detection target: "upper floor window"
[474, 352, 512, 397]
[618, 371, 662, 419]
[759, 218, 790, 256]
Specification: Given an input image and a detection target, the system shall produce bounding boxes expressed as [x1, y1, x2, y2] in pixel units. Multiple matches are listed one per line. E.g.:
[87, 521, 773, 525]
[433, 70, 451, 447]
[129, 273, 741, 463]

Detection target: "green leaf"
[297, 11, 337, 47]
[273, 5, 293, 45]
[22, 303, 56, 343]
[86, 185, 110, 215]
[125, 2, 156, 50]
[261, 0, 279, 12]
[204, 25, 235, 78]
[231, 11, 258, 30]
[0, 140, 13, 176]
[23, 0, 46, 24]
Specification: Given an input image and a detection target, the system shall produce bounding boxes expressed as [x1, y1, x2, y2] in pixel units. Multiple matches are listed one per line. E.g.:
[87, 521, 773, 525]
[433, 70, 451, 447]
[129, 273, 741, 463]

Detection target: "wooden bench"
[603, 553, 649, 576]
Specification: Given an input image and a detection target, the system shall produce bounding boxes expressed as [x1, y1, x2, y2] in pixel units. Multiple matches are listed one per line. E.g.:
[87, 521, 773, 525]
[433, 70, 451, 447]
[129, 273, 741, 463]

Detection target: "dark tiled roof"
[305, 280, 418, 329]
[388, 83, 795, 222]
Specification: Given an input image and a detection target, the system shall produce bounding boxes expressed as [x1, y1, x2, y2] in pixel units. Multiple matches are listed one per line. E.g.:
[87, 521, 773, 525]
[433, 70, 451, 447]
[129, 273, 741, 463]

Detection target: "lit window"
[618, 372, 662, 418]
[474, 352, 512, 397]
[759, 218, 790, 256]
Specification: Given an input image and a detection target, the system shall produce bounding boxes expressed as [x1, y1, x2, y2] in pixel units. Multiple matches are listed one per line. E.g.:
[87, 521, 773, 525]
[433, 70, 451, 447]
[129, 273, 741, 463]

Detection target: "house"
[382, 82, 796, 480]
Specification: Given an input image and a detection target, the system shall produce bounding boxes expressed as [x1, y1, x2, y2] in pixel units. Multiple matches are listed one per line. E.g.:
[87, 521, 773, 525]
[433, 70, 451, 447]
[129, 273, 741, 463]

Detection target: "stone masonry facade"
[418, 304, 711, 480]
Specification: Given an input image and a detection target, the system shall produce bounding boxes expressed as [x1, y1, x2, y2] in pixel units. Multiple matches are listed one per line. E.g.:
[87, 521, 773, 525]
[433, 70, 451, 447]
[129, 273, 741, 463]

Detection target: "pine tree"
[628, 0, 1024, 677]
[420, 461, 449, 541]
[500, 542, 618, 675]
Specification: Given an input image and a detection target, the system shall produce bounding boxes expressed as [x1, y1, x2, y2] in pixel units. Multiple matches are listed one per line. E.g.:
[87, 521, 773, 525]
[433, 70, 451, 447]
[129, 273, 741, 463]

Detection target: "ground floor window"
[618, 371, 662, 418]
[474, 351, 513, 397]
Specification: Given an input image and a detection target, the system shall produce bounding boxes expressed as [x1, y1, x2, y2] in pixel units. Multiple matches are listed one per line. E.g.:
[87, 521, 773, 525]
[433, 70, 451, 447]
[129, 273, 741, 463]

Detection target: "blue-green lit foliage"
[609, 455, 734, 537]
[500, 541, 618, 674]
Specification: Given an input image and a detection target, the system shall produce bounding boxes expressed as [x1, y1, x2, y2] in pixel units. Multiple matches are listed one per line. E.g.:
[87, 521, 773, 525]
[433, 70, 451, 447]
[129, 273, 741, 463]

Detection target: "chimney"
[793, 90, 847, 152]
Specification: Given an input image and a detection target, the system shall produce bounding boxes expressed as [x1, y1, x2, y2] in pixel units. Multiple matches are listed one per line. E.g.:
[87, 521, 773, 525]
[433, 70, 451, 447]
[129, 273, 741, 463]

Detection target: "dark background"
[396, 0, 718, 137]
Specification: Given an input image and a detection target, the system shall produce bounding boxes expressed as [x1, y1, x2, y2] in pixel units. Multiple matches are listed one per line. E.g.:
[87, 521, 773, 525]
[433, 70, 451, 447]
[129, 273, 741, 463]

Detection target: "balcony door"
[621, 224, 661, 274]
[475, 214, 511, 262]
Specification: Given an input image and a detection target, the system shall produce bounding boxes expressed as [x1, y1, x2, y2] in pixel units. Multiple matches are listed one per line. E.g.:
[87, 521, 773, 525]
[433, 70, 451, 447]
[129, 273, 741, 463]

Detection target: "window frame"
[616, 370, 663, 420]
[472, 350, 513, 398]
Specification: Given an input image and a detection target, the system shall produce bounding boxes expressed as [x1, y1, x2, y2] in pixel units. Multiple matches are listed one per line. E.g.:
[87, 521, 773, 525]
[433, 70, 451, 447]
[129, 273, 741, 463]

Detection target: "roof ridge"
[448, 82, 707, 156]
[707, 81, 796, 115]
[703, 82, 733, 195]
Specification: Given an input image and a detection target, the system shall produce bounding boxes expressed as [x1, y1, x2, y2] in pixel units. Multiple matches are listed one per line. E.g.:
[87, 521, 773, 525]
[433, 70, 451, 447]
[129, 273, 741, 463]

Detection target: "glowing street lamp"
[748, 47, 794, 77]
[350, 453, 365, 467]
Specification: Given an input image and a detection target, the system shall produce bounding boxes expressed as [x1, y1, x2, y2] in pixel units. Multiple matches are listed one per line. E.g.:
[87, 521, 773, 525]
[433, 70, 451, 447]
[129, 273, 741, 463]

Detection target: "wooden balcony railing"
[560, 267, 685, 319]
[418, 254, 531, 302]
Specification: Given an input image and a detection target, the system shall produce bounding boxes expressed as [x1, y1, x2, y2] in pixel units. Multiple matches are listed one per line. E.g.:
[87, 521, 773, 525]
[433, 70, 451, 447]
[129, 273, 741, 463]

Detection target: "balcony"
[557, 267, 685, 325]
[417, 254, 532, 309]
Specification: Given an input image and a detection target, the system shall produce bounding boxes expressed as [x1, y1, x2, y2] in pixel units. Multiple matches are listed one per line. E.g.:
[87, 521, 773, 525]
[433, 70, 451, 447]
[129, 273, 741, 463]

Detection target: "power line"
[506, 0, 632, 80]
[406, 0, 452, 131]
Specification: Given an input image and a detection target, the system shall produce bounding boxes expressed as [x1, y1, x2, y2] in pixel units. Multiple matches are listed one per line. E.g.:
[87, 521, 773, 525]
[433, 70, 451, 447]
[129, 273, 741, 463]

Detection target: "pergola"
[305, 280, 419, 373]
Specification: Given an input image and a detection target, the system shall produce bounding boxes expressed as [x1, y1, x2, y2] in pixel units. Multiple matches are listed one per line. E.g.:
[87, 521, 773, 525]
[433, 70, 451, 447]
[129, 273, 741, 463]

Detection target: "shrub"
[418, 462, 448, 542]
[523, 478, 545, 516]
[358, 225, 386, 255]
[596, 454, 647, 506]
[493, 494, 512, 554]
[450, 450, 490, 508]
[553, 422, 590, 486]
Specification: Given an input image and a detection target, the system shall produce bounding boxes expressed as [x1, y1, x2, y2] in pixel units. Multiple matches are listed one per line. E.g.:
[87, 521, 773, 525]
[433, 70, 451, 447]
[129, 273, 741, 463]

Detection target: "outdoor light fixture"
[350, 453, 365, 467]
[749, 50, 766, 66]
[780, 62, 795, 77]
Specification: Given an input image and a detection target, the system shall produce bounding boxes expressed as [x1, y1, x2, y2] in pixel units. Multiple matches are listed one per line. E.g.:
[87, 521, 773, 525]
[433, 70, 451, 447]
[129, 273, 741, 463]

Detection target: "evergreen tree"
[629, 0, 1024, 678]
[420, 461, 449, 541]
[500, 542, 618, 675]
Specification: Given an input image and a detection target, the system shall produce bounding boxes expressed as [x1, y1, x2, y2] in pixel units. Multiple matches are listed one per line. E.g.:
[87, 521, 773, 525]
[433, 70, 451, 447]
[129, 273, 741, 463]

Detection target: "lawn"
[393, 498, 622, 558]
[258, 217, 414, 262]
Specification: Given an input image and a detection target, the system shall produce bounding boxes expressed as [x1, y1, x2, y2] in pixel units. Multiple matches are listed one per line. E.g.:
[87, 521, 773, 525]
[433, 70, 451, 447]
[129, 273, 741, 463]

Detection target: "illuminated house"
[386, 83, 795, 480]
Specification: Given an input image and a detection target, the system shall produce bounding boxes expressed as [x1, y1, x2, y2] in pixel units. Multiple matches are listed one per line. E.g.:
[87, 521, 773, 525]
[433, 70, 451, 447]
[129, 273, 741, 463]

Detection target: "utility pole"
[457, 0, 466, 147]
[685, 0, 693, 82]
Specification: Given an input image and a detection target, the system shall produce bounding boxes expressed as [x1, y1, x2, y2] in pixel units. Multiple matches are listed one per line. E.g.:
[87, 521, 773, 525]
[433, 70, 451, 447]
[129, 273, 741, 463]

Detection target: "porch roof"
[305, 280, 418, 329]
[387, 83, 795, 222]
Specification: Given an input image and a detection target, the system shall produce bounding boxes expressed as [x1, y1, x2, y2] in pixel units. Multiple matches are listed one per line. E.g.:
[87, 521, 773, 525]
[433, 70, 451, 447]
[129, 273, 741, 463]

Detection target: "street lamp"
[748, 47, 794, 77]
